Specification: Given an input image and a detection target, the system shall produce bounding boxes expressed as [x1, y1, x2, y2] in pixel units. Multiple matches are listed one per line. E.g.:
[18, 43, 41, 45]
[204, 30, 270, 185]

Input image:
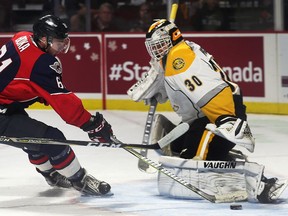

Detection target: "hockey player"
[0, 15, 112, 196]
[128, 19, 288, 203]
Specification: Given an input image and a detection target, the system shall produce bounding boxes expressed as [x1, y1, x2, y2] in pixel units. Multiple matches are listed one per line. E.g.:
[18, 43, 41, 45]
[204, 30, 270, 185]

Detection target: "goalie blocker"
[157, 156, 288, 203]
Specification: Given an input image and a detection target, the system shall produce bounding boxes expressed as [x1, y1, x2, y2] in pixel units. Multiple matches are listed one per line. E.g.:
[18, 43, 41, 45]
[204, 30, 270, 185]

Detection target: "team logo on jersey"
[172, 58, 185, 70]
[49, 61, 62, 74]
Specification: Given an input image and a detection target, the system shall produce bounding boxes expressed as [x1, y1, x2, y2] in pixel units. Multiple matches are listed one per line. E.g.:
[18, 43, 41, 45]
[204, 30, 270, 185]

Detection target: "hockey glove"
[81, 112, 113, 142]
[205, 115, 255, 153]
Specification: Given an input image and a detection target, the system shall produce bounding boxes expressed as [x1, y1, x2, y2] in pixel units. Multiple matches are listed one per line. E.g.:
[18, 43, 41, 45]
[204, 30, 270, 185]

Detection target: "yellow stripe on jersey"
[164, 41, 195, 76]
[201, 86, 235, 123]
[194, 130, 215, 160]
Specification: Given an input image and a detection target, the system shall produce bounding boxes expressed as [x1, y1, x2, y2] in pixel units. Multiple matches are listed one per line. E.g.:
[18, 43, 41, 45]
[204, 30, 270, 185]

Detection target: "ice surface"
[0, 110, 287, 216]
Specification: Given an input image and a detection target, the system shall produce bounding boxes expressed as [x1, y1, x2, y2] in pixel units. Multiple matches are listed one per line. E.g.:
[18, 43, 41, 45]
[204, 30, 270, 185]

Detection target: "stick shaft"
[138, 98, 158, 172]
[169, 3, 178, 22]
[123, 146, 216, 202]
[0, 136, 160, 149]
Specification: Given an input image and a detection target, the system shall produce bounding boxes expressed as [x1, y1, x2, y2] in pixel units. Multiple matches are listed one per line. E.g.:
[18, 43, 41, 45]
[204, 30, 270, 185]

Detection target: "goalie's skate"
[37, 168, 72, 188]
[72, 169, 112, 196]
[257, 177, 288, 203]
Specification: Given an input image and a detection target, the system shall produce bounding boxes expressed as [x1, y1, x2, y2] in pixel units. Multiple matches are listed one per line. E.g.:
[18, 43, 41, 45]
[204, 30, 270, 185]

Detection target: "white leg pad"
[243, 162, 265, 202]
[157, 156, 273, 202]
[158, 156, 248, 201]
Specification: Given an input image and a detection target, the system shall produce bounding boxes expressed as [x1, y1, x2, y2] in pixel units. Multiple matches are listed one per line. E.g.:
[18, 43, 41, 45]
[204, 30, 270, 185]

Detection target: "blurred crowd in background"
[0, 0, 287, 33]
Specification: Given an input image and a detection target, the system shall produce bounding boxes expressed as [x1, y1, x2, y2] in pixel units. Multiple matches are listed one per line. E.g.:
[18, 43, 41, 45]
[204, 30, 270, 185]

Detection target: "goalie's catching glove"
[205, 115, 255, 152]
[81, 112, 113, 142]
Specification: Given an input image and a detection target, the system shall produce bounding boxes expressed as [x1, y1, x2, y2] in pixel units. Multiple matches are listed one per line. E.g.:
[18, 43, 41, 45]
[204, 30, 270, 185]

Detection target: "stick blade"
[158, 122, 189, 148]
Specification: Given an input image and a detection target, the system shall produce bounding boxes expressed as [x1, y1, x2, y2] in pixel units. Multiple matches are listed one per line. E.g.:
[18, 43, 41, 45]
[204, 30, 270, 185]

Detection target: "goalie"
[127, 19, 288, 203]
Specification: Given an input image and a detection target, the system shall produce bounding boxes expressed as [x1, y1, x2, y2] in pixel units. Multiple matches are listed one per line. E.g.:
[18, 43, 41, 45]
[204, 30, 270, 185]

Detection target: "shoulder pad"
[165, 42, 195, 76]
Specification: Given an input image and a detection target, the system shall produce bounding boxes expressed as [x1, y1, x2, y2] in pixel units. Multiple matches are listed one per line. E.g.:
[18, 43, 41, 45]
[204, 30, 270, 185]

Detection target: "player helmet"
[33, 15, 70, 53]
[145, 19, 183, 61]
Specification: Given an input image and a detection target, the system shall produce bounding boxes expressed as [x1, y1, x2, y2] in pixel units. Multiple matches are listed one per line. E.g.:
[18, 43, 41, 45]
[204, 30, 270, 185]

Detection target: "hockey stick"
[138, 1, 179, 173]
[169, 2, 179, 23]
[111, 137, 247, 203]
[0, 136, 160, 149]
[157, 122, 189, 148]
[0, 135, 245, 202]
[0, 123, 188, 150]
[138, 98, 158, 173]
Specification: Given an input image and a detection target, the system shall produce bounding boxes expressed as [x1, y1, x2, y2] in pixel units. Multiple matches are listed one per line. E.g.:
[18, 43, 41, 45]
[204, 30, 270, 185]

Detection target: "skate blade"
[81, 191, 114, 198]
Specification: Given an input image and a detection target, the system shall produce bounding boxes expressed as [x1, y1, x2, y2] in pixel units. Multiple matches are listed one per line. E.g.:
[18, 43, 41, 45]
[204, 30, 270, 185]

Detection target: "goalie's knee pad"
[151, 114, 175, 156]
[151, 114, 175, 143]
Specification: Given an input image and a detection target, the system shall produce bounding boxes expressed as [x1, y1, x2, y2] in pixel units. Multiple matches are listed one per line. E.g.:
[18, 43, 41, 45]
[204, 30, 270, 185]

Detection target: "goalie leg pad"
[158, 156, 248, 201]
[158, 156, 287, 203]
[243, 162, 265, 202]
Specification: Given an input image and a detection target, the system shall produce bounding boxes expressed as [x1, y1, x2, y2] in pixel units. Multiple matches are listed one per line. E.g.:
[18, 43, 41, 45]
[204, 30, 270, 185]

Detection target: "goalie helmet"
[33, 15, 70, 53]
[145, 19, 183, 61]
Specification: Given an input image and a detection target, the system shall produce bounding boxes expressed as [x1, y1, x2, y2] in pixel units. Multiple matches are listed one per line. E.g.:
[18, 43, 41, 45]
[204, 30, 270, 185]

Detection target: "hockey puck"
[230, 204, 242, 210]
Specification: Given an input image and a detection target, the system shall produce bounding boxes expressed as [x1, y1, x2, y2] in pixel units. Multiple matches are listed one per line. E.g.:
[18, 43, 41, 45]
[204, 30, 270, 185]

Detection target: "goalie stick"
[169, 2, 178, 23]
[111, 136, 247, 203]
[138, 1, 179, 173]
[138, 97, 158, 172]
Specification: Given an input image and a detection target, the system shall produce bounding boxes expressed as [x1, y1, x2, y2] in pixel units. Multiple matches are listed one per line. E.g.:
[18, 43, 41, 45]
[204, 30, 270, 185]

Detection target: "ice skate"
[37, 168, 72, 188]
[71, 169, 111, 196]
[257, 177, 288, 203]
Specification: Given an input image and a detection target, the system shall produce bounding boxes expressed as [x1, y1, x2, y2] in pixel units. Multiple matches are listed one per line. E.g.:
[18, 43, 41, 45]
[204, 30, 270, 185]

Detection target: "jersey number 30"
[184, 75, 202, 91]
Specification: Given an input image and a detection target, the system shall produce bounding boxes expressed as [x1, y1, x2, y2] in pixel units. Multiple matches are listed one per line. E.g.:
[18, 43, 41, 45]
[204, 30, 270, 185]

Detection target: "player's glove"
[81, 112, 113, 142]
[205, 115, 255, 152]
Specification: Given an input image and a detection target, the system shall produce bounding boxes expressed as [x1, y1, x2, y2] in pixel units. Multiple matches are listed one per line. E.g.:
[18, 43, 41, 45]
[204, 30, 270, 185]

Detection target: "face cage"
[49, 37, 70, 54]
[145, 36, 172, 61]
